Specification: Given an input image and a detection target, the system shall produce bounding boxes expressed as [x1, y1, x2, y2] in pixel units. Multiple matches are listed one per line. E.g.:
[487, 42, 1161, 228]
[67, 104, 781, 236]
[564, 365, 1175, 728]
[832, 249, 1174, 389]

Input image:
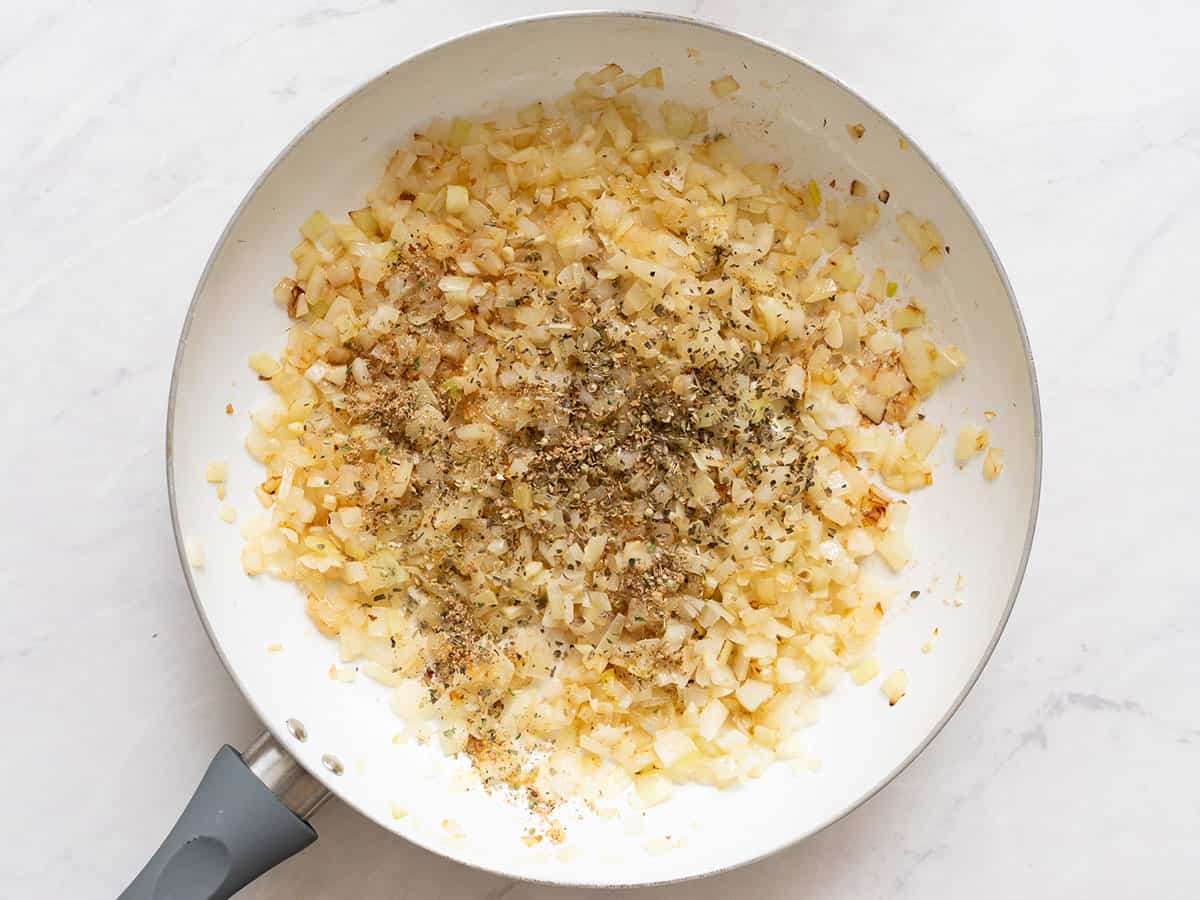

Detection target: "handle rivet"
[285, 718, 308, 742]
[321, 754, 344, 776]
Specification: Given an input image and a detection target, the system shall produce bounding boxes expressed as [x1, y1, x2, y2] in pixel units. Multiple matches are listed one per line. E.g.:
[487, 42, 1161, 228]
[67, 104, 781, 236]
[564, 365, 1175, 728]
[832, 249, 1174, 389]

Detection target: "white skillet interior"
[169, 13, 1039, 887]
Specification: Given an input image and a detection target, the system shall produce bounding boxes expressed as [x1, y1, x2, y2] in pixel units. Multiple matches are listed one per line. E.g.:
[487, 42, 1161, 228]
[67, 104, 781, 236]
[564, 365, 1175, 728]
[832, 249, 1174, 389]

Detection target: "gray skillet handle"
[118, 735, 327, 900]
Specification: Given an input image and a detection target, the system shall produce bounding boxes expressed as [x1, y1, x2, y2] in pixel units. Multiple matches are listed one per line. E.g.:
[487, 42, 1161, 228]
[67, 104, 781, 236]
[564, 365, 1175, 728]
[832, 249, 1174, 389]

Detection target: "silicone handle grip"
[117, 745, 317, 900]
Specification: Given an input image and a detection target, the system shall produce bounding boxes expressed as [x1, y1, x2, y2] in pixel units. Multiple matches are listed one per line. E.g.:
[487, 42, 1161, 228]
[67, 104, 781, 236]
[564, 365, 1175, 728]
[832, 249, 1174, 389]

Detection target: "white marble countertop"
[3, 1, 1197, 897]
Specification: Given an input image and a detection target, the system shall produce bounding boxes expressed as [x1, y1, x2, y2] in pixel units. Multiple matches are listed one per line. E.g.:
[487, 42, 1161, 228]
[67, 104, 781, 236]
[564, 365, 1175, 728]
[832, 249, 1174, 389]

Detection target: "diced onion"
[711, 75, 740, 97]
[851, 658, 880, 685]
[982, 447, 1005, 481]
[955, 423, 989, 466]
[237, 62, 967, 811]
[445, 185, 469, 215]
[881, 669, 908, 705]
